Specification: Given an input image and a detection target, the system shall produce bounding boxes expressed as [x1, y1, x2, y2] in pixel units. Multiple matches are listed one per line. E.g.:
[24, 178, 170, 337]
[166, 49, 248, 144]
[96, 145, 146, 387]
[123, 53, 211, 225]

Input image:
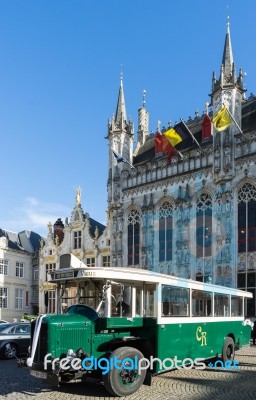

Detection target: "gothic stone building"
[107, 22, 256, 317]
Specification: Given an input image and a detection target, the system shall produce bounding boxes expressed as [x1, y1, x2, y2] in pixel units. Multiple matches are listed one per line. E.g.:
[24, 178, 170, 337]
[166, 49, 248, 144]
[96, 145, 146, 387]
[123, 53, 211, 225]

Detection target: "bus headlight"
[66, 349, 76, 361]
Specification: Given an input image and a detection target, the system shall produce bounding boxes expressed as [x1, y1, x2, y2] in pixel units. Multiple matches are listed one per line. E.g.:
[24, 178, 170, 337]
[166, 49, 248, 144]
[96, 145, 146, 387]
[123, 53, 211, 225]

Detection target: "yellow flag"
[163, 128, 182, 147]
[212, 106, 231, 131]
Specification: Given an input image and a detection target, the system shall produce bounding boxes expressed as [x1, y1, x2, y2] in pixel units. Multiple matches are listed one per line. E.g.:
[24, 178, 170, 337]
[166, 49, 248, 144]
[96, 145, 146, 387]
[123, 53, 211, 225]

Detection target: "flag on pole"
[112, 149, 135, 169]
[154, 131, 179, 164]
[154, 131, 163, 153]
[202, 114, 213, 140]
[212, 106, 231, 131]
[180, 119, 202, 150]
[166, 144, 177, 164]
[163, 127, 182, 147]
[162, 134, 173, 154]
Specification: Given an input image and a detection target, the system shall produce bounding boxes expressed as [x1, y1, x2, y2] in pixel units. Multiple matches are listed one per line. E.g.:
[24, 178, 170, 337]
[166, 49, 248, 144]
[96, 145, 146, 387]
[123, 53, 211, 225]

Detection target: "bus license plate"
[30, 370, 47, 379]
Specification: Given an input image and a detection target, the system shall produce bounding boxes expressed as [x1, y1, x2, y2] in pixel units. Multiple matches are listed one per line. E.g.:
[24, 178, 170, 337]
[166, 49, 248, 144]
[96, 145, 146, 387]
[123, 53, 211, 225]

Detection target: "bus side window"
[162, 286, 189, 317]
[231, 296, 243, 316]
[214, 293, 230, 317]
[192, 290, 212, 317]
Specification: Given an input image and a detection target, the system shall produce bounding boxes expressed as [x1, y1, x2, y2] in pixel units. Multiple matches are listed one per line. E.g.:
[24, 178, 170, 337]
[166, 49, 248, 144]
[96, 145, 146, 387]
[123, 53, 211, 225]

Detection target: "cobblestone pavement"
[0, 343, 256, 400]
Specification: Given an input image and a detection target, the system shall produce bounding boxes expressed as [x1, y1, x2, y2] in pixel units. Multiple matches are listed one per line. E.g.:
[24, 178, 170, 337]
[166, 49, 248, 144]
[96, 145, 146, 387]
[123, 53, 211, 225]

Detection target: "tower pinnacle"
[221, 15, 234, 80]
[142, 90, 146, 108]
[115, 72, 127, 125]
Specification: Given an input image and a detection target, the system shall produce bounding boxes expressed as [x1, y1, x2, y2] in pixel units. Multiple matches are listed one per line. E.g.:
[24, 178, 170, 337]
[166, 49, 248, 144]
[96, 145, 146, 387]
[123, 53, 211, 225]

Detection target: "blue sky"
[0, 0, 256, 237]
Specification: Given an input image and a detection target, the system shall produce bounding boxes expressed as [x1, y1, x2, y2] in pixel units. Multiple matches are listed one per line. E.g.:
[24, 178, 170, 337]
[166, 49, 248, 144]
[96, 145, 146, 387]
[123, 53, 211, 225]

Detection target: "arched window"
[196, 193, 212, 258]
[159, 201, 173, 262]
[238, 183, 256, 253]
[127, 209, 140, 266]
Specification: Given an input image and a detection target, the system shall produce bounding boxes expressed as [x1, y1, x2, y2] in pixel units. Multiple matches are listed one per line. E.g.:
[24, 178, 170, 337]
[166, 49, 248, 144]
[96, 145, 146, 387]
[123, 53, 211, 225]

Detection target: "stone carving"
[112, 217, 117, 232]
[141, 250, 146, 268]
[94, 226, 99, 240]
[224, 147, 231, 170]
[76, 187, 82, 206]
[117, 217, 123, 232]
[55, 235, 59, 246]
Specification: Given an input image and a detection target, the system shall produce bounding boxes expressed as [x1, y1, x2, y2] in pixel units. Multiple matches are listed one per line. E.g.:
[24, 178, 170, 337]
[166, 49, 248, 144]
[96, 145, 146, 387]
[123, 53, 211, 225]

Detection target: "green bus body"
[34, 314, 250, 375]
[26, 255, 253, 396]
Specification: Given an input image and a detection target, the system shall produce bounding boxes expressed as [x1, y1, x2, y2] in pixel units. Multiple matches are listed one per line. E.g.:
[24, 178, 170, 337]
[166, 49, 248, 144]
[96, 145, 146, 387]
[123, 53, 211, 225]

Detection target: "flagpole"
[176, 149, 183, 159]
[112, 148, 135, 169]
[223, 104, 243, 135]
[180, 119, 202, 150]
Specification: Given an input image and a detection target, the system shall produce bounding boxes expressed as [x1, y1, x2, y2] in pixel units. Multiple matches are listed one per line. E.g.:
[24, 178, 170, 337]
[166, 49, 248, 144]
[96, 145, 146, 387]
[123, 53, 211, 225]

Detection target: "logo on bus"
[196, 326, 207, 346]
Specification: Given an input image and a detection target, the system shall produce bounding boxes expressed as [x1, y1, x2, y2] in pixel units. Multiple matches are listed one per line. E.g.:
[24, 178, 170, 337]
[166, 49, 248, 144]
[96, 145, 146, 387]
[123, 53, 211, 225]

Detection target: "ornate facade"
[107, 21, 256, 317]
[38, 189, 110, 313]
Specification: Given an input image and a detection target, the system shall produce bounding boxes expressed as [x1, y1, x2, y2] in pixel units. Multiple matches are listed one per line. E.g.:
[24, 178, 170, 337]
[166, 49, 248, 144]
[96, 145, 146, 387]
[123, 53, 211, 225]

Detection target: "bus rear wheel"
[222, 337, 235, 363]
[103, 346, 146, 397]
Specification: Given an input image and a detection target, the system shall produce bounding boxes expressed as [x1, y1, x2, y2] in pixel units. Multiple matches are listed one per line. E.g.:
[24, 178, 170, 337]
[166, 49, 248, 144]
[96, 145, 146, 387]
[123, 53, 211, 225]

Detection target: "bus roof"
[48, 265, 252, 298]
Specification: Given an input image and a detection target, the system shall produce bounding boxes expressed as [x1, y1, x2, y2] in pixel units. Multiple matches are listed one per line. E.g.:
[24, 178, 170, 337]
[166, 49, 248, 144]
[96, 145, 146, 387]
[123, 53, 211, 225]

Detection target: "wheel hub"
[120, 368, 138, 384]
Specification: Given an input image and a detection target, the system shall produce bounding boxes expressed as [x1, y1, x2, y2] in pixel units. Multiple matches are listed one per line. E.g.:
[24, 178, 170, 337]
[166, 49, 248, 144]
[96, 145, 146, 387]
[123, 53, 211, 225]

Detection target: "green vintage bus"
[26, 254, 252, 397]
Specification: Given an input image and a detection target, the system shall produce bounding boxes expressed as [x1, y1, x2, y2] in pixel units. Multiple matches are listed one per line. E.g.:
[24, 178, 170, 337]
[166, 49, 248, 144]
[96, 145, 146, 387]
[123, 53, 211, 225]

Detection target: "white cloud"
[3, 197, 70, 236]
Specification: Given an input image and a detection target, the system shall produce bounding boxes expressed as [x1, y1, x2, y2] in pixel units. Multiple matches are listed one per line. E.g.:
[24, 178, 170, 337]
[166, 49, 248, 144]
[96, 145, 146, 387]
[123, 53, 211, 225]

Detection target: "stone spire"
[221, 17, 234, 81]
[114, 72, 127, 127]
[107, 73, 133, 138]
[211, 17, 244, 95]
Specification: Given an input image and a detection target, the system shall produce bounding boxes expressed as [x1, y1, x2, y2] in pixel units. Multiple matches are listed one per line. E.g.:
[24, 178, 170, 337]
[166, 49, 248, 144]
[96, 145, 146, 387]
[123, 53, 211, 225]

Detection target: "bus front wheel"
[103, 346, 146, 397]
[222, 337, 235, 362]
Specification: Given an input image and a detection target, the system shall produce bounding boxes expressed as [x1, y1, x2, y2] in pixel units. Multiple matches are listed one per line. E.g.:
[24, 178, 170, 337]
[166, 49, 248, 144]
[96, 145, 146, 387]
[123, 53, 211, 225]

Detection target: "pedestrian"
[253, 321, 256, 345]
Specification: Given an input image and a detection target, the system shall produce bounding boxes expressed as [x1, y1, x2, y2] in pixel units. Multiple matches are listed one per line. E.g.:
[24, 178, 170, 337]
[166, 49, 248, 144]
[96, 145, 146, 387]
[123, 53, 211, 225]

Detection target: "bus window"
[144, 284, 156, 317]
[214, 293, 230, 317]
[78, 280, 104, 310]
[231, 296, 243, 316]
[192, 290, 212, 317]
[162, 286, 189, 316]
[61, 288, 77, 312]
[111, 284, 132, 317]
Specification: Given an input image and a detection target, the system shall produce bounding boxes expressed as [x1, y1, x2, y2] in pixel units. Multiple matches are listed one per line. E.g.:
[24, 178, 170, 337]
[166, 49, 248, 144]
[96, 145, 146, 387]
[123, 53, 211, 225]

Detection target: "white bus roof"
[48, 265, 252, 298]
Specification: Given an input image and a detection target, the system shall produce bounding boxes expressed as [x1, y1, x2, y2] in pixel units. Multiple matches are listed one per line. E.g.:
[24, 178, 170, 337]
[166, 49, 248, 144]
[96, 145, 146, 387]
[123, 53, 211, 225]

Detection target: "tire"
[222, 337, 235, 363]
[1, 343, 18, 360]
[103, 346, 146, 397]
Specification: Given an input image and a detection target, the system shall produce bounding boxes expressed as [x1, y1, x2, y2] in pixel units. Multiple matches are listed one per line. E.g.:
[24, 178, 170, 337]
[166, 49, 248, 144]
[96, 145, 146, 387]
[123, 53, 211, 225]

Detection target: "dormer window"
[74, 231, 82, 249]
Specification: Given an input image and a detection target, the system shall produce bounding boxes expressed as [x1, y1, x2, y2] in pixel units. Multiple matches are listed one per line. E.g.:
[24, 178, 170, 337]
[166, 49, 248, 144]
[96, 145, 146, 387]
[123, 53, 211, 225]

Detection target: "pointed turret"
[211, 18, 245, 96]
[107, 74, 133, 138]
[134, 90, 149, 155]
[221, 17, 234, 81]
